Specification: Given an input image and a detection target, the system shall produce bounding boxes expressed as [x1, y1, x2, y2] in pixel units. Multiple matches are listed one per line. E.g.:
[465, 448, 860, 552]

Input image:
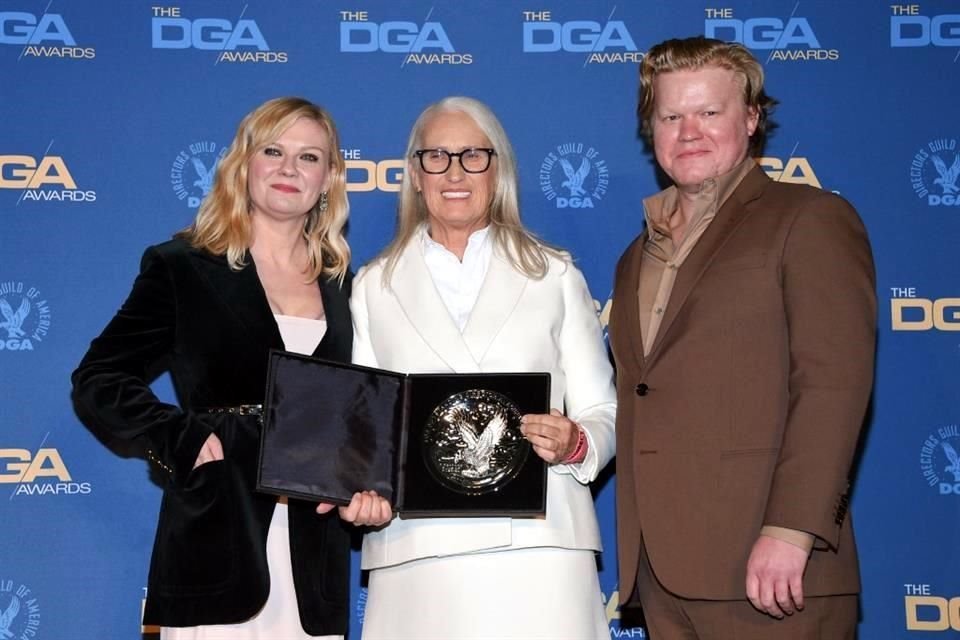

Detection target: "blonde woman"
[72, 97, 383, 639]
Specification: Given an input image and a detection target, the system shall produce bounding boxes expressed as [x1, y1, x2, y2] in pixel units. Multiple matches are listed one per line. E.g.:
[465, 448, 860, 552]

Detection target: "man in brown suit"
[609, 37, 876, 638]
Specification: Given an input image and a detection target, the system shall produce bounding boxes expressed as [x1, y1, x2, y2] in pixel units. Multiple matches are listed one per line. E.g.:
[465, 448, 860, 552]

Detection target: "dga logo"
[343, 150, 404, 193]
[338, 10, 472, 64]
[704, 8, 839, 61]
[890, 288, 960, 331]
[151, 6, 288, 63]
[759, 156, 825, 190]
[540, 143, 609, 209]
[891, 7, 960, 47]
[0, 150, 96, 203]
[1, 445, 92, 496]
[0, 10, 95, 59]
[170, 141, 227, 208]
[920, 424, 960, 495]
[905, 584, 960, 631]
[910, 138, 960, 206]
[521, 10, 641, 64]
[0, 579, 40, 639]
[602, 586, 646, 638]
[0, 282, 50, 352]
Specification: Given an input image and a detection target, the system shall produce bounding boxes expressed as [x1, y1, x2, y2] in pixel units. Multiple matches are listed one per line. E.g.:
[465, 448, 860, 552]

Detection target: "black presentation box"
[257, 350, 550, 518]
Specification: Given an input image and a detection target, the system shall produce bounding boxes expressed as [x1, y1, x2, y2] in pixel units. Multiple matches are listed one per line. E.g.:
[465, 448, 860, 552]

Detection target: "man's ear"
[746, 105, 760, 138]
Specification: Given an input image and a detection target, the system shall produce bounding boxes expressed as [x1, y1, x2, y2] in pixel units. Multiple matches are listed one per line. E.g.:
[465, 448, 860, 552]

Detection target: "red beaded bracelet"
[561, 426, 588, 464]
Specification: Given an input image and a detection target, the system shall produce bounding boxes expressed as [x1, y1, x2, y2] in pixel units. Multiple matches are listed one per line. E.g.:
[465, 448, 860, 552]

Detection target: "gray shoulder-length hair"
[378, 96, 561, 286]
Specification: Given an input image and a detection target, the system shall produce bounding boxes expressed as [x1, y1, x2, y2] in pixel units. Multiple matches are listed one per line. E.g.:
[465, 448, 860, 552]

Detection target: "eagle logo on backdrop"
[910, 138, 960, 206]
[191, 157, 218, 195]
[560, 157, 591, 197]
[919, 425, 960, 495]
[943, 441, 960, 482]
[540, 143, 610, 209]
[0, 595, 20, 638]
[0, 282, 50, 352]
[0, 580, 39, 639]
[931, 154, 960, 195]
[170, 141, 228, 209]
[0, 298, 29, 339]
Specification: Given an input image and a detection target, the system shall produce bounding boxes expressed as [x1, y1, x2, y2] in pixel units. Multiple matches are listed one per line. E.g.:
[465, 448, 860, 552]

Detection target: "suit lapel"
[612, 233, 648, 371]
[646, 166, 768, 363]
[314, 274, 350, 359]
[462, 246, 527, 365]
[390, 239, 481, 373]
[189, 249, 283, 349]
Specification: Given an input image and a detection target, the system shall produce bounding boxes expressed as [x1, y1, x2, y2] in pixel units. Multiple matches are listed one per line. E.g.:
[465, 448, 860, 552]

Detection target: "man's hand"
[745, 534, 809, 618]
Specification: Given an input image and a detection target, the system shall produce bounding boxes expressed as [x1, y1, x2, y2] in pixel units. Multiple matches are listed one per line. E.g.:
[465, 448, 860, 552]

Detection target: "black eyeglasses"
[414, 148, 496, 174]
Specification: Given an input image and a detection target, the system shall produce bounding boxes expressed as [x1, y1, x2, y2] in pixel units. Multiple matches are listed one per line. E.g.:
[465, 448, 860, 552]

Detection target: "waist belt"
[200, 404, 263, 417]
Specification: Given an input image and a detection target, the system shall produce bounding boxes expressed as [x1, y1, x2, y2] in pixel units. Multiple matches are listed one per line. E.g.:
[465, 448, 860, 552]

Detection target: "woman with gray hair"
[350, 96, 616, 639]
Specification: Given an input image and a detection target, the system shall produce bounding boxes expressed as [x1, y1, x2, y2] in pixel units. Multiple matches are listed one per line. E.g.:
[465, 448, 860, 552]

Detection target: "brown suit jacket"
[609, 165, 876, 601]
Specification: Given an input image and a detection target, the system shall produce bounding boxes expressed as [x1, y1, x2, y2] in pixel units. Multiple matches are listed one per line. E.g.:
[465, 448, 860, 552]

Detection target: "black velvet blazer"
[72, 238, 352, 635]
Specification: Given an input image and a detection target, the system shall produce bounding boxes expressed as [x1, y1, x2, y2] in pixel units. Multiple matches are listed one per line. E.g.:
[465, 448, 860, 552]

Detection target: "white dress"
[162, 315, 341, 640]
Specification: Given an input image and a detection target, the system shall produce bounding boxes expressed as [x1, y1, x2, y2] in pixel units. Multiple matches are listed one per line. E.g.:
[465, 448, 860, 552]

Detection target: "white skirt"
[161, 502, 342, 640]
[361, 547, 608, 640]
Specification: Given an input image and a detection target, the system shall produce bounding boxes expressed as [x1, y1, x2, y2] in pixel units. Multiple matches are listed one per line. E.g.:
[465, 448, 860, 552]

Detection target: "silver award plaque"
[422, 389, 529, 495]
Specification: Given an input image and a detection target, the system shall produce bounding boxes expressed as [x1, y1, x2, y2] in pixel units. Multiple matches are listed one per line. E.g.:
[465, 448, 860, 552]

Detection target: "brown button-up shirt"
[638, 158, 754, 354]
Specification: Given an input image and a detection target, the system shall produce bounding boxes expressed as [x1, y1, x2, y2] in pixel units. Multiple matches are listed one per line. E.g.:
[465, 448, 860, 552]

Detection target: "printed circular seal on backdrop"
[422, 389, 529, 495]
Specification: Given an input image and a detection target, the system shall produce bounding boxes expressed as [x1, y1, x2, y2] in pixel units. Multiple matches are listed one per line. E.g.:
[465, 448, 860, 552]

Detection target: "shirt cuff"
[760, 525, 815, 553]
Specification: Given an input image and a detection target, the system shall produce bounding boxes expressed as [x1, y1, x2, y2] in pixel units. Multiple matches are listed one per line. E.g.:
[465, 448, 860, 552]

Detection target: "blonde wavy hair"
[380, 96, 560, 286]
[179, 96, 350, 283]
[639, 37, 777, 155]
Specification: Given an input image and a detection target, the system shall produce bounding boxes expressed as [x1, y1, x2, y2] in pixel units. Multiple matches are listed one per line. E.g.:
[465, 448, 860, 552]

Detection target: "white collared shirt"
[420, 225, 492, 333]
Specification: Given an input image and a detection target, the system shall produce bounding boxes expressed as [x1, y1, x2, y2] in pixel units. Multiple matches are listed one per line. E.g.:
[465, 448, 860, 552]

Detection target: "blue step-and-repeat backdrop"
[2, 1, 959, 638]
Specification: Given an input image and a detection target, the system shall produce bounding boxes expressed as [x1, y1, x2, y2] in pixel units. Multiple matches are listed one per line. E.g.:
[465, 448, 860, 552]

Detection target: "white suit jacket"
[352, 233, 616, 570]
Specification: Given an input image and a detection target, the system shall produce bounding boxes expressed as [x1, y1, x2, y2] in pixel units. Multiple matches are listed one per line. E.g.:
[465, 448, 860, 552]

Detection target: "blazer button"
[635, 383, 649, 396]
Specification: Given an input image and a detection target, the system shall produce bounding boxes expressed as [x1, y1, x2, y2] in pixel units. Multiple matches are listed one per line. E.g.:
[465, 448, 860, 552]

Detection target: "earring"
[318, 191, 328, 213]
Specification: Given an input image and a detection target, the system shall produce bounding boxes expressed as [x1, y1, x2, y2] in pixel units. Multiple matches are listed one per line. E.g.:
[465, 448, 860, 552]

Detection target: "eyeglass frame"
[413, 148, 497, 174]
